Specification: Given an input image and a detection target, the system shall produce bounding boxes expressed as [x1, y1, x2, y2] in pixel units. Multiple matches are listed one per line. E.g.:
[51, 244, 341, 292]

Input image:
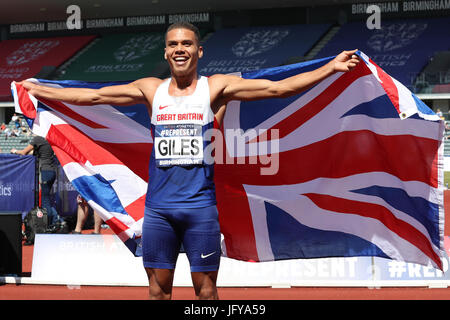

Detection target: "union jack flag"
[11, 51, 446, 269]
[12, 80, 151, 254]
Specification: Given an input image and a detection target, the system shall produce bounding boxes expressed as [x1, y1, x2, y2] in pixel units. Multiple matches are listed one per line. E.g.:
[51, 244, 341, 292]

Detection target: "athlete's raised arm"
[16, 77, 159, 106]
[213, 50, 360, 103]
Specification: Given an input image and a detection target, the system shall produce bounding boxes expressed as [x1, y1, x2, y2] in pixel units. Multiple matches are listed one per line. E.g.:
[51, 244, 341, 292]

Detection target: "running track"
[1, 191, 450, 301]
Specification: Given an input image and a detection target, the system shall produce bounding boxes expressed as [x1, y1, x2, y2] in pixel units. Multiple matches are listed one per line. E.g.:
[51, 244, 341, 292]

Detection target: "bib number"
[154, 124, 203, 167]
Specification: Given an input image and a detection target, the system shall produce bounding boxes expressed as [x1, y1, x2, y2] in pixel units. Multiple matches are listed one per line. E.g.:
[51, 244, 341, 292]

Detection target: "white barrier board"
[31, 234, 147, 286]
[30, 234, 450, 287]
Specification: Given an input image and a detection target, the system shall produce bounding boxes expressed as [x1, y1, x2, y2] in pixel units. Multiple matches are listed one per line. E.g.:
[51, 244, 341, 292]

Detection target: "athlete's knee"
[192, 271, 219, 300]
[146, 267, 174, 300]
[196, 284, 218, 300]
[149, 284, 172, 300]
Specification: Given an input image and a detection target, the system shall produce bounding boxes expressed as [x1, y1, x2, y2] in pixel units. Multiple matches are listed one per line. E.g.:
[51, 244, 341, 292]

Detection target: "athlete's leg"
[142, 207, 181, 300]
[181, 205, 221, 300]
[191, 270, 219, 300]
[145, 267, 175, 300]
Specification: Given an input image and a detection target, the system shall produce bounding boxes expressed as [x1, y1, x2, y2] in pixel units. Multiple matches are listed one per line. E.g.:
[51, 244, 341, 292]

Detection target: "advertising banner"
[0, 154, 35, 212]
[29, 235, 450, 287]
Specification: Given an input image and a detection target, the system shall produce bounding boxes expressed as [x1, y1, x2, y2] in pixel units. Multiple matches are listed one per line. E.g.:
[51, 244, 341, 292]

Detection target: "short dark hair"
[165, 21, 201, 44]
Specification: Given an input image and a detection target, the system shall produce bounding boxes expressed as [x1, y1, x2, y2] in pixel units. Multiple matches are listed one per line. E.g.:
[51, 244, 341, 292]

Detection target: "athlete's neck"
[169, 74, 199, 95]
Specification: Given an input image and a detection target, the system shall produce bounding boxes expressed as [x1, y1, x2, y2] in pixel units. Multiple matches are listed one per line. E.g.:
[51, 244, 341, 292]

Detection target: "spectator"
[0, 122, 6, 132]
[12, 128, 20, 137]
[11, 113, 20, 129]
[11, 135, 63, 231]
[4, 127, 12, 140]
[72, 194, 104, 234]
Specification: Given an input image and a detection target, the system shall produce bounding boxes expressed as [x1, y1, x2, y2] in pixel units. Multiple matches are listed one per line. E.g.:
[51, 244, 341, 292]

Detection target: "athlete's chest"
[151, 77, 214, 167]
[152, 77, 211, 122]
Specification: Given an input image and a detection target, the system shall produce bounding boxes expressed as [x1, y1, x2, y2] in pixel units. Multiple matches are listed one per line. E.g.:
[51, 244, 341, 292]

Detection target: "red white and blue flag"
[12, 80, 151, 254]
[11, 51, 446, 269]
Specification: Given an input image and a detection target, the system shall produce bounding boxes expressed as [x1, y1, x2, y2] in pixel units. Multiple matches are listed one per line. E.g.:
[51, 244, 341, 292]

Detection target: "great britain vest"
[145, 76, 217, 209]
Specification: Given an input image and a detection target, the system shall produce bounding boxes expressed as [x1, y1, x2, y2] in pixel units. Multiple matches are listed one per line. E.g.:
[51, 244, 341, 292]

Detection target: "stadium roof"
[0, 0, 366, 24]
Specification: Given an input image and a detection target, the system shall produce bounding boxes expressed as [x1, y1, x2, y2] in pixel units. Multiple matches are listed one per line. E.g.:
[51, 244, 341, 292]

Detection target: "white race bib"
[154, 123, 203, 167]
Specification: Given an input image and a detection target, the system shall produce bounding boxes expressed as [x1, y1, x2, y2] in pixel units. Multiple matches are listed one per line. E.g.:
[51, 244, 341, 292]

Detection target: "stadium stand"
[315, 16, 450, 92]
[433, 83, 450, 93]
[197, 23, 331, 75]
[303, 26, 341, 61]
[0, 7, 448, 148]
[57, 29, 212, 81]
[445, 132, 450, 157]
[0, 119, 32, 153]
[415, 51, 450, 93]
[0, 35, 96, 101]
[57, 32, 167, 81]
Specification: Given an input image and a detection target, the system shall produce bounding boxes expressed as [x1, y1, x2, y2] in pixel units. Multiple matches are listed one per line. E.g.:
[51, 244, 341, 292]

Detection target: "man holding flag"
[17, 21, 361, 299]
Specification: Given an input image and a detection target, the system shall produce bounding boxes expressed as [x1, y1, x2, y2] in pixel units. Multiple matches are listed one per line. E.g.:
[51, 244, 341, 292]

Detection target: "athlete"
[18, 22, 360, 300]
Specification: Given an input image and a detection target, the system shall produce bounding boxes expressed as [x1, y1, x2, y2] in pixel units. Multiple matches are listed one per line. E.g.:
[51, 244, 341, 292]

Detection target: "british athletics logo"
[11, 51, 446, 269]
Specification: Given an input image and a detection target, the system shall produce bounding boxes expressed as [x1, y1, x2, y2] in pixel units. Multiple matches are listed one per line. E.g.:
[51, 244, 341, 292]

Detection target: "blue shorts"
[142, 205, 221, 272]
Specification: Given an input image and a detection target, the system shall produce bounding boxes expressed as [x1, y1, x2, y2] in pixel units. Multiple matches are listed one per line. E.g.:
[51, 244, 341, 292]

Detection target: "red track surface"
[1, 284, 450, 300]
[1, 191, 450, 301]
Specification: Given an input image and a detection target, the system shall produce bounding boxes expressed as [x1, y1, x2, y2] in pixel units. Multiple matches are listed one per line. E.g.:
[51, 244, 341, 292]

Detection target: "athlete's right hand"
[15, 80, 35, 91]
[14, 81, 44, 98]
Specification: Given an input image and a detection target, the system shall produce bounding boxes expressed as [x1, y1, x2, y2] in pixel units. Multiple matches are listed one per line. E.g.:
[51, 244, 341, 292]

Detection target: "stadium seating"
[57, 28, 210, 81]
[197, 23, 332, 75]
[414, 51, 450, 93]
[57, 32, 168, 81]
[53, 24, 333, 80]
[445, 140, 450, 157]
[316, 17, 450, 92]
[0, 121, 32, 153]
[0, 35, 96, 101]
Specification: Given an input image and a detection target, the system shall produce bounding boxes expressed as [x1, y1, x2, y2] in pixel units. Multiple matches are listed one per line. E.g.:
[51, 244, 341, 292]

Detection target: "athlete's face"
[164, 28, 203, 77]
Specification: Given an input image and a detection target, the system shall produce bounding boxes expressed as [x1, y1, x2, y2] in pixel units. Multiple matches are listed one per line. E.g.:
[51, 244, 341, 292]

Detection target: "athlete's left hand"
[332, 49, 360, 72]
